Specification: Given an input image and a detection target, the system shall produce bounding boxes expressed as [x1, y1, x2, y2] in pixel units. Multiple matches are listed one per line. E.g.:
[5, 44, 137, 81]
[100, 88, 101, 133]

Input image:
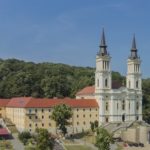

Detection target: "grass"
[115, 144, 123, 150]
[0, 140, 14, 150]
[81, 134, 96, 144]
[65, 145, 92, 150]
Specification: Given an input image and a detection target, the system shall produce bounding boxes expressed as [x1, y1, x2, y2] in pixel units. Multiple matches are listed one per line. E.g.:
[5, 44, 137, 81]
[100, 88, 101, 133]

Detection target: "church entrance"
[122, 114, 125, 122]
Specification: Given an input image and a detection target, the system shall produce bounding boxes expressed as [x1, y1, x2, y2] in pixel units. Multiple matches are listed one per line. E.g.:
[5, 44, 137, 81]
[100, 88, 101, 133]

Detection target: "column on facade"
[99, 95, 105, 124]
[109, 95, 115, 122]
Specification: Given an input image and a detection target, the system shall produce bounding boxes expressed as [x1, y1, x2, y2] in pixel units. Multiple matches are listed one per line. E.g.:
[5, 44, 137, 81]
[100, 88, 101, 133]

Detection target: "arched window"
[105, 79, 108, 87]
[136, 81, 138, 88]
[122, 100, 125, 110]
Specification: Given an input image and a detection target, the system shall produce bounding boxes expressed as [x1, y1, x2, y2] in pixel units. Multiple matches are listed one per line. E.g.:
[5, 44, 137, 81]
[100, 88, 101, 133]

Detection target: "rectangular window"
[136, 102, 139, 110]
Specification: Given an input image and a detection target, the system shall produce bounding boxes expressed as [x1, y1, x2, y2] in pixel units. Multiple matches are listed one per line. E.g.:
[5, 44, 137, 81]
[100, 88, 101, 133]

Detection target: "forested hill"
[0, 58, 124, 98]
[0, 58, 150, 122]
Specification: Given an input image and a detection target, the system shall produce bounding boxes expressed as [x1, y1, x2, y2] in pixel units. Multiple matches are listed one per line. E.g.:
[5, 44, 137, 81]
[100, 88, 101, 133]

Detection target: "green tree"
[95, 127, 113, 150]
[35, 128, 53, 150]
[94, 120, 99, 128]
[18, 131, 31, 145]
[51, 104, 73, 135]
[90, 122, 95, 132]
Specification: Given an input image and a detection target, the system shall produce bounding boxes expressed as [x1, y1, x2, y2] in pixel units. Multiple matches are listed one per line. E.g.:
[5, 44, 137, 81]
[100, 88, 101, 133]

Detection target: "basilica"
[76, 29, 142, 124]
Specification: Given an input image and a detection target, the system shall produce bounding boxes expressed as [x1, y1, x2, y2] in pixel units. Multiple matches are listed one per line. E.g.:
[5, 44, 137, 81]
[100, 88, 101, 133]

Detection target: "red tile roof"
[0, 99, 10, 107]
[7, 97, 32, 108]
[0, 128, 9, 135]
[76, 81, 123, 95]
[76, 86, 95, 95]
[6, 97, 98, 108]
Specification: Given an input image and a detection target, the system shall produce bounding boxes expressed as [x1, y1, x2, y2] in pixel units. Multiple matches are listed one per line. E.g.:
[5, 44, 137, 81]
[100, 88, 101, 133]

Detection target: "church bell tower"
[126, 35, 142, 90]
[95, 29, 112, 94]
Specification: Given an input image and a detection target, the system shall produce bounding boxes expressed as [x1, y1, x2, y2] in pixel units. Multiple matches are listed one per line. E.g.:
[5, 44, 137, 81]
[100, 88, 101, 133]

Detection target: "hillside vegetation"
[0, 59, 149, 123]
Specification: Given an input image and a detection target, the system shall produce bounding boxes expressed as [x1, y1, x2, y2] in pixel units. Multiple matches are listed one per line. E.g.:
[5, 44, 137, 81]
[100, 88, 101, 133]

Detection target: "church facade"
[76, 29, 142, 124]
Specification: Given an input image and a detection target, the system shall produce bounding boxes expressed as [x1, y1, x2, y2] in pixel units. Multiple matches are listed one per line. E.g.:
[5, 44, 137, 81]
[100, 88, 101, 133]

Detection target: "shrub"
[18, 131, 31, 145]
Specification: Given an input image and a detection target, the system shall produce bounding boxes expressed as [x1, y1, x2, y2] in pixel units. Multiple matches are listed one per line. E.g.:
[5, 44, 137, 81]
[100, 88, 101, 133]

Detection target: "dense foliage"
[95, 127, 113, 150]
[142, 78, 150, 123]
[18, 131, 31, 145]
[51, 104, 73, 135]
[0, 58, 150, 123]
[35, 128, 53, 150]
[0, 59, 94, 98]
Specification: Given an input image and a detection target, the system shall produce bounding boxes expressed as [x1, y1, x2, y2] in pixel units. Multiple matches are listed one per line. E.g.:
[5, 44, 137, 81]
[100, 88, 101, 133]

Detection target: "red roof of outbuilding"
[0, 99, 10, 107]
[6, 97, 98, 108]
[0, 128, 9, 135]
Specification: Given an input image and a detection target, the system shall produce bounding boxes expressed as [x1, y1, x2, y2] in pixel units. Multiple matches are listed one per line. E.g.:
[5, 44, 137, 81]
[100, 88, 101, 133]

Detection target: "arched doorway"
[122, 114, 125, 122]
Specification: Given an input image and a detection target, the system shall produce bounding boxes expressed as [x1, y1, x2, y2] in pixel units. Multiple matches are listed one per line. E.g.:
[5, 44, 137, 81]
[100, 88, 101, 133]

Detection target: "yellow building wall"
[0, 107, 7, 118]
[72, 107, 99, 133]
[24, 108, 56, 133]
[6, 106, 99, 134]
[6, 107, 26, 132]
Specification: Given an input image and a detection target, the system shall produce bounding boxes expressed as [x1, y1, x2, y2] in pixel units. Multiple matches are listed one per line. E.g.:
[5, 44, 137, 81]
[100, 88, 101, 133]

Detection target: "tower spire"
[98, 28, 108, 56]
[132, 34, 137, 50]
[101, 28, 106, 46]
[130, 34, 138, 59]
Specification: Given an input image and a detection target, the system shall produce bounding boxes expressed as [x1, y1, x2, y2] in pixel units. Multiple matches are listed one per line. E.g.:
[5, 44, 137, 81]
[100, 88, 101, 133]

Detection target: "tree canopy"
[51, 104, 73, 135]
[0, 59, 94, 98]
[96, 127, 113, 150]
[35, 128, 53, 150]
